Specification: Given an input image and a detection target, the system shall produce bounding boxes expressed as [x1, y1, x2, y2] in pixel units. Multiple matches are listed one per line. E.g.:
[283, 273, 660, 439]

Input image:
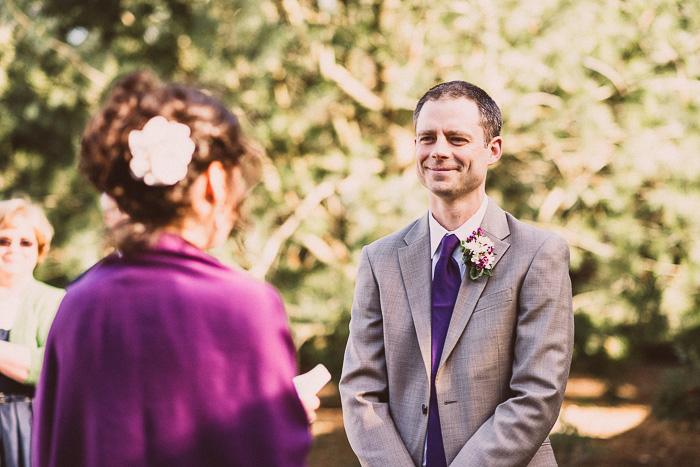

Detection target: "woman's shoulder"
[70, 251, 281, 307]
[177, 261, 287, 323]
[22, 279, 65, 319]
[208, 266, 284, 310]
[27, 279, 65, 302]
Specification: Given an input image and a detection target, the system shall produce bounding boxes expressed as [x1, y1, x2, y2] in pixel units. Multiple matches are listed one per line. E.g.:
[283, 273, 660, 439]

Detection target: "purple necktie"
[427, 234, 461, 467]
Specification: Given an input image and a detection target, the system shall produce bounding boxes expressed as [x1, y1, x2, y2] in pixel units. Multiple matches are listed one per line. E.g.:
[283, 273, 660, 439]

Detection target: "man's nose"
[430, 136, 449, 159]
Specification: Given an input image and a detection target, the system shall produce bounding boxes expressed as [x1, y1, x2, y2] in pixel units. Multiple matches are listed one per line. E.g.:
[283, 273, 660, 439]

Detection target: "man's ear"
[487, 136, 503, 166]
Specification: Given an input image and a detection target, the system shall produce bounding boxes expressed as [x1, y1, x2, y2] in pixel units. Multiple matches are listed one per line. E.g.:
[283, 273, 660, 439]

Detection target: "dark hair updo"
[80, 71, 261, 249]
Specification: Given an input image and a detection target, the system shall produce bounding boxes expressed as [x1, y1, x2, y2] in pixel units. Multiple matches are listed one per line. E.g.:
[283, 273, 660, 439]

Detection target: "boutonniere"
[460, 228, 495, 280]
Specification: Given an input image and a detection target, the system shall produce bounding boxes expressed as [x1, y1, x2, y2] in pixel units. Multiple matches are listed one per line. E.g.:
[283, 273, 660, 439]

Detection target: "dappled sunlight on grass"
[554, 404, 650, 439]
[552, 375, 649, 438]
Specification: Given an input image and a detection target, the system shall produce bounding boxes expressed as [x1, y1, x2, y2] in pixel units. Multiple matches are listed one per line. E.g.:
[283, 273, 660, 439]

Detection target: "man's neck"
[429, 191, 485, 231]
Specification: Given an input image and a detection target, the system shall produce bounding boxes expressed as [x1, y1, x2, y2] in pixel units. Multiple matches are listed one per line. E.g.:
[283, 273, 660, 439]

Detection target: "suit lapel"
[438, 198, 512, 371]
[398, 214, 432, 380]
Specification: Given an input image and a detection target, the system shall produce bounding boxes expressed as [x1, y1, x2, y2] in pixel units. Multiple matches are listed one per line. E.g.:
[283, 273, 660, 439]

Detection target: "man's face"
[415, 98, 501, 202]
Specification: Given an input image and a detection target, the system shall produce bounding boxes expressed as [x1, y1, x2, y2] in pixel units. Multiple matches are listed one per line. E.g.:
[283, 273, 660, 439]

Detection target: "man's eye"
[420, 136, 435, 143]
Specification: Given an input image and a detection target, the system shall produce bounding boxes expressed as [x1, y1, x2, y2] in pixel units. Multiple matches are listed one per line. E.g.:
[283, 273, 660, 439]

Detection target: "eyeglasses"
[0, 238, 35, 248]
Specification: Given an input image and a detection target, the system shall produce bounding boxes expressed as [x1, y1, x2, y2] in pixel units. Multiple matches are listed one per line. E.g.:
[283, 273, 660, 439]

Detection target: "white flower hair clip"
[128, 116, 196, 186]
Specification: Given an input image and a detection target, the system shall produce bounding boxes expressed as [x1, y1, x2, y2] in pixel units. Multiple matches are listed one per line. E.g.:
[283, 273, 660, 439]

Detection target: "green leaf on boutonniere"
[469, 265, 494, 280]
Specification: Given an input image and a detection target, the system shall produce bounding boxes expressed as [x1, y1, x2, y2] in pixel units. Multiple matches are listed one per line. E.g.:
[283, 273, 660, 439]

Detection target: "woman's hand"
[0, 340, 31, 383]
[293, 364, 331, 424]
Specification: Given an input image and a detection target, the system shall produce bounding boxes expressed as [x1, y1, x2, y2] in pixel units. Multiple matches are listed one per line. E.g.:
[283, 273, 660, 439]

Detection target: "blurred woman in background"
[32, 72, 312, 467]
[0, 198, 64, 467]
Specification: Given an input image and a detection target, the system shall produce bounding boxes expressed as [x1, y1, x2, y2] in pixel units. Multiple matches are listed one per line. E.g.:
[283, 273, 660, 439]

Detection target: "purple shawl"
[33, 235, 311, 466]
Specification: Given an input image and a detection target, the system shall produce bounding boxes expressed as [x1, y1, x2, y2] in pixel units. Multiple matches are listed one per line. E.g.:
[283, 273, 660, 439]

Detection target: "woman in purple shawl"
[32, 72, 312, 466]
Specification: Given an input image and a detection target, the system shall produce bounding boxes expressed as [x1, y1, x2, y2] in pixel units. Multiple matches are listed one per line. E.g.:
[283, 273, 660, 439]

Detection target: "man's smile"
[425, 165, 460, 171]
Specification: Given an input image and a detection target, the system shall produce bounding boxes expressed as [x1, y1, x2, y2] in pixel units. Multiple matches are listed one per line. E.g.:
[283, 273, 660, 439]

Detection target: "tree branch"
[317, 45, 384, 111]
[249, 180, 336, 279]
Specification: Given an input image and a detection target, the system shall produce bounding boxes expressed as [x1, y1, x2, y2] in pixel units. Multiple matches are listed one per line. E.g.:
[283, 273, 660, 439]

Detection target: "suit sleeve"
[451, 234, 574, 466]
[339, 246, 416, 466]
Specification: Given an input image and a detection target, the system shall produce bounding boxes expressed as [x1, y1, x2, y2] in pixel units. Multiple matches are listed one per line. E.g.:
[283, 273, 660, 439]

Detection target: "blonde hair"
[0, 198, 54, 263]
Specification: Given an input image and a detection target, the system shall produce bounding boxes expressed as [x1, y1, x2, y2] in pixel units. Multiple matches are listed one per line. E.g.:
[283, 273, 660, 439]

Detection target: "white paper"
[293, 364, 332, 395]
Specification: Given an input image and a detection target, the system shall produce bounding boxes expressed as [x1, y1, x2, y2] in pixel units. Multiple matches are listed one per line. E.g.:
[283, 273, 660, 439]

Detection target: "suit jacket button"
[422, 404, 427, 415]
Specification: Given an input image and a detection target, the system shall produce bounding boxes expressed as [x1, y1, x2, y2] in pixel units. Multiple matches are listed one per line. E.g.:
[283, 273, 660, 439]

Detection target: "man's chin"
[427, 182, 482, 201]
[427, 185, 460, 199]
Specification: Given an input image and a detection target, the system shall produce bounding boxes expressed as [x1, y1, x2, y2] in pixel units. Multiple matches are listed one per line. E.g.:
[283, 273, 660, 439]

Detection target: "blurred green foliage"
[653, 324, 700, 429]
[550, 422, 595, 466]
[2, 0, 700, 381]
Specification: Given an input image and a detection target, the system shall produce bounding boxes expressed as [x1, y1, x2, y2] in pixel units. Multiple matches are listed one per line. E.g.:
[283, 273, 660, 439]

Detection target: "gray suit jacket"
[339, 198, 574, 466]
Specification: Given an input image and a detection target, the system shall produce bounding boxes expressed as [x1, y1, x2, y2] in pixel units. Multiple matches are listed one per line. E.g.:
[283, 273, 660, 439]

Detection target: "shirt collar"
[429, 196, 489, 257]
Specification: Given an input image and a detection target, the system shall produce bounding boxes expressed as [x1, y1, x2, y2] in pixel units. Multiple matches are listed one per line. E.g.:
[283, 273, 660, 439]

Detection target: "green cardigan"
[9, 279, 65, 385]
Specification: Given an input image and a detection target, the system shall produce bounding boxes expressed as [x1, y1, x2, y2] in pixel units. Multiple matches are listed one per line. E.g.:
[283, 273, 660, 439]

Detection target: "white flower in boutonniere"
[460, 228, 495, 280]
[128, 116, 196, 186]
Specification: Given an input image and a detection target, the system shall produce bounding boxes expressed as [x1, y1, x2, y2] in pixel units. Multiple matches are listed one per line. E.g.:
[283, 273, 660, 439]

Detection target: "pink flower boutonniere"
[460, 228, 495, 280]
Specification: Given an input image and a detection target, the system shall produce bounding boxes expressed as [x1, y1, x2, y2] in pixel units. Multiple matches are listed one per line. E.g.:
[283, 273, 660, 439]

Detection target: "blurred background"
[2, 0, 700, 465]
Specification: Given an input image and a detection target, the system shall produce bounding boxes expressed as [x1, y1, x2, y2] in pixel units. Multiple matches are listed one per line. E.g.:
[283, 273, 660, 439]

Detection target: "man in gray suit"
[339, 81, 574, 466]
